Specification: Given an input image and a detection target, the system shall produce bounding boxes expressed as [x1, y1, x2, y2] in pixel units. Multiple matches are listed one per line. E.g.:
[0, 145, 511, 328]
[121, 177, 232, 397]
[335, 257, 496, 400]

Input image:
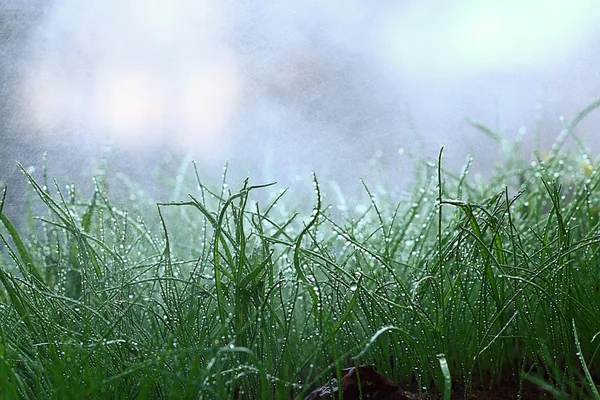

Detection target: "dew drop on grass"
[349, 282, 358, 292]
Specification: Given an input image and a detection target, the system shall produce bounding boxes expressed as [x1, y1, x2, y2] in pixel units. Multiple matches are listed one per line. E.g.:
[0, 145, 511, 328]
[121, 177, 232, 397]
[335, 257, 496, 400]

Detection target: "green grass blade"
[573, 319, 600, 400]
[438, 353, 452, 400]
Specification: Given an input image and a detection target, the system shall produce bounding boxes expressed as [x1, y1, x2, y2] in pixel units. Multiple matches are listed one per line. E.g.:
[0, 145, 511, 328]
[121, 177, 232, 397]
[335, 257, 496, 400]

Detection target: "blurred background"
[1, 0, 600, 215]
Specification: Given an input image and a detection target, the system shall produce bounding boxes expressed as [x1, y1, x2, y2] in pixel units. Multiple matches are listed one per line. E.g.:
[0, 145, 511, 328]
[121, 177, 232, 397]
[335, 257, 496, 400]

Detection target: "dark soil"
[301, 365, 591, 399]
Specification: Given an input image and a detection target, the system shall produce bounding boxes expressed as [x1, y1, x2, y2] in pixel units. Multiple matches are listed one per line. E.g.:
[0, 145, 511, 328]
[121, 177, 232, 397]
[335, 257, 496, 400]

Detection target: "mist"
[2, 0, 600, 214]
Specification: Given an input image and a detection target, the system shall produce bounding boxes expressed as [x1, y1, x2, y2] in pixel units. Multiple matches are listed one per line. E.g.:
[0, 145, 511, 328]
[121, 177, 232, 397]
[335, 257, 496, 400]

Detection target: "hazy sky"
[2, 0, 600, 197]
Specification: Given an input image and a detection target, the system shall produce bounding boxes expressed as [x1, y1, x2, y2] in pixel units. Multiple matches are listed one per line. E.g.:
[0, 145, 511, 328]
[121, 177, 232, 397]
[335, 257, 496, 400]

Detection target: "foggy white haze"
[2, 0, 600, 215]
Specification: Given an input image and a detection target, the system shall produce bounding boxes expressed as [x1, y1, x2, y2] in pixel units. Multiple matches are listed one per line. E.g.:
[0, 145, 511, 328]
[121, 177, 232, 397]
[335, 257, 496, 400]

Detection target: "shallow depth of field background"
[1, 0, 600, 213]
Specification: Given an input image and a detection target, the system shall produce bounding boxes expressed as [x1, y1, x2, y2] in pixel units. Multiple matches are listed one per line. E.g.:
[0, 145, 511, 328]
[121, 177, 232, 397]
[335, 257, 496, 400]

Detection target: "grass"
[1, 104, 600, 399]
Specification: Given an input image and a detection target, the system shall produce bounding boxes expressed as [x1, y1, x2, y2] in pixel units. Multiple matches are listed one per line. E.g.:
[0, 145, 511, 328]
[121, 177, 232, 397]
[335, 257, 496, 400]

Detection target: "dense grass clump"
[1, 113, 600, 398]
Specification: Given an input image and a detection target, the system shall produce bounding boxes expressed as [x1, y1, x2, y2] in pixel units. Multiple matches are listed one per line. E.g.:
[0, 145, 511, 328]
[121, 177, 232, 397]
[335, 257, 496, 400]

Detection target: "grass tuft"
[1, 106, 600, 398]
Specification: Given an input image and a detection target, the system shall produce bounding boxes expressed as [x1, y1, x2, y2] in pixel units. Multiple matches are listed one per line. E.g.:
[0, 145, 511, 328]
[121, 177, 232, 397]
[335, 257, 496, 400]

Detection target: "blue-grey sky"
[2, 0, 600, 200]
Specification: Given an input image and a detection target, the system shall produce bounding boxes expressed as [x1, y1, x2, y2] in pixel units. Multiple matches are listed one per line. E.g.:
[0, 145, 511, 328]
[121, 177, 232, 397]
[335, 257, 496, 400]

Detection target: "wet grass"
[1, 107, 600, 399]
